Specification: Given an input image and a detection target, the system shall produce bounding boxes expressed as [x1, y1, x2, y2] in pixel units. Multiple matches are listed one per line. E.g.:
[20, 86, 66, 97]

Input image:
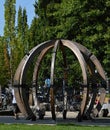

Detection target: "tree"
[32, 0, 110, 78]
[0, 37, 9, 86]
[17, 7, 29, 59]
[4, 0, 16, 85]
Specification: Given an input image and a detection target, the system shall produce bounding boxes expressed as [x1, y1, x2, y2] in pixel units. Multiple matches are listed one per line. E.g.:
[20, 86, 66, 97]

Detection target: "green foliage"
[1, 0, 30, 86]
[0, 0, 110, 86]
[0, 37, 7, 86]
[3, 0, 16, 85]
[32, 0, 110, 79]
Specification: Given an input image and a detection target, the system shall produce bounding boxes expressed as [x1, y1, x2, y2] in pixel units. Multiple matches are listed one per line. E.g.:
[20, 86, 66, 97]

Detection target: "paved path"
[0, 112, 110, 126]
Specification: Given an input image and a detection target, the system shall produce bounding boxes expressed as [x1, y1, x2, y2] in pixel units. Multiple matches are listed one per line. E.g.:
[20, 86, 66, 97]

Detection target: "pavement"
[0, 111, 110, 126]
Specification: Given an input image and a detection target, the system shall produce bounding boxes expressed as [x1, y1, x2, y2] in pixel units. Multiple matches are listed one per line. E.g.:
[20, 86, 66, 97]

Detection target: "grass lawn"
[0, 124, 110, 130]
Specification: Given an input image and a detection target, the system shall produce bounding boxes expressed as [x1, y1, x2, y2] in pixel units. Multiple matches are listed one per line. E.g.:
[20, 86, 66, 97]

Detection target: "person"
[11, 88, 19, 119]
[44, 77, 51, 102]
[45, 78, 51, 88]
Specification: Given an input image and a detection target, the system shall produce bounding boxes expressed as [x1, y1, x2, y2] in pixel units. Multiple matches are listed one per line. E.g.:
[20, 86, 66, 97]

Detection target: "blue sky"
[0, 0, 36, 36]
